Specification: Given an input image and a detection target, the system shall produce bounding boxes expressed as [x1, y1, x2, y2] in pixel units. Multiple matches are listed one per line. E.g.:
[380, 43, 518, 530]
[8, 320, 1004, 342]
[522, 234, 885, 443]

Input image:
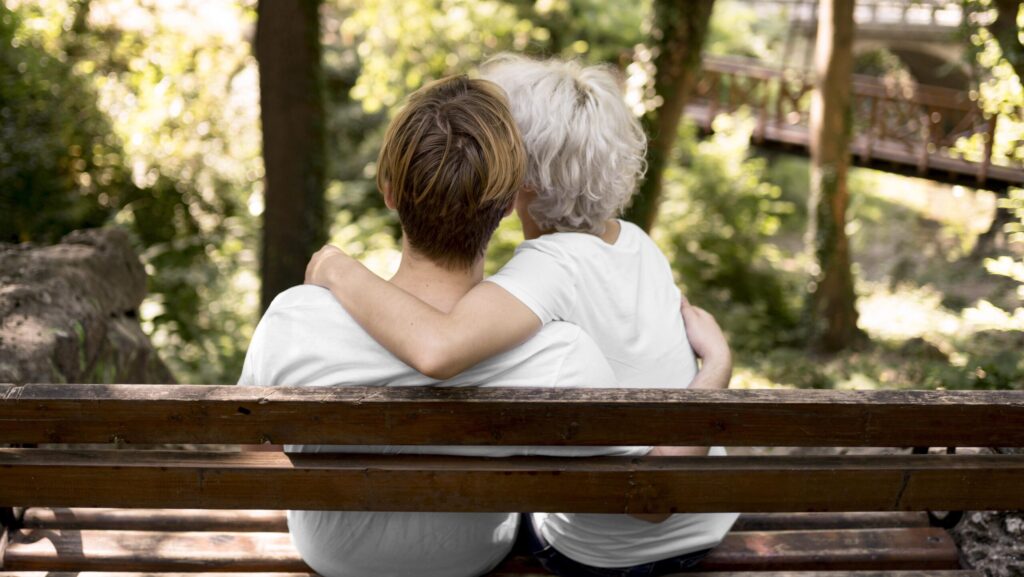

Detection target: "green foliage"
[8, 0, 1021, 395]
[955, 1, 1024, 167]
[704, 0, 788, 62]
[5, 0, 261, 383]
[0, 2, 131, 243]
[654, 115, 802, 352]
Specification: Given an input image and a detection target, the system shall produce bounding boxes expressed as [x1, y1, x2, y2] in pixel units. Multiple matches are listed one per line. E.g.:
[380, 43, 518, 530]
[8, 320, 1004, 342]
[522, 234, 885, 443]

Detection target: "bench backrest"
[0, 384, 1022, 513]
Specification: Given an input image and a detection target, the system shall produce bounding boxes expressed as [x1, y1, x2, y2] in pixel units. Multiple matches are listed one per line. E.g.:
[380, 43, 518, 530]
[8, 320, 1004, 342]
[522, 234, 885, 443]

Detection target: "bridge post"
[918, 109, 931, 174]
[979, 114, 998, 185]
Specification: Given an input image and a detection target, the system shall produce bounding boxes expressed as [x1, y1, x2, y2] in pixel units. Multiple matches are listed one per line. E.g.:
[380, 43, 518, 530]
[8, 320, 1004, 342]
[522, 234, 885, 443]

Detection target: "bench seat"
[2, 509, 969, 575]
[2, 386, 1015, 576]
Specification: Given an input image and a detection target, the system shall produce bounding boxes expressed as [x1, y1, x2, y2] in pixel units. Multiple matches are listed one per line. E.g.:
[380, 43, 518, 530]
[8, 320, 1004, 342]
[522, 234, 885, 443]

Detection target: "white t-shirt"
[488, 220, 740, 567]
[238, 285, 648, 577]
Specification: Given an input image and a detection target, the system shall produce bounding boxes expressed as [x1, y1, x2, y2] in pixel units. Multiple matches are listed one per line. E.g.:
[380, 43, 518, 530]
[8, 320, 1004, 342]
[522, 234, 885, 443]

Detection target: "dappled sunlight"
[861, 175, 996, 241]
[860, 281, 1024, 343]
[729, 368, 796, 390]
[858, 283, 962, 342]
[962, 299, 1024, 332]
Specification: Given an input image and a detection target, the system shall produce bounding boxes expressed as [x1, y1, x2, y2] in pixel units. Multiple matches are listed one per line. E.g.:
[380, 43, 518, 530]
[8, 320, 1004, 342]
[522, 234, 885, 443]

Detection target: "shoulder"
[617, 219, 659, 250]
[244, 285, 417, 387]
[249, 285, 364, 355]
[265, 285, 344, 314]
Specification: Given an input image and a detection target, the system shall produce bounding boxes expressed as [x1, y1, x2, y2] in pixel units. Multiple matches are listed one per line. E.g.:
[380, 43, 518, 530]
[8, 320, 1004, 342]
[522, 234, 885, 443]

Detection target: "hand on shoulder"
[305, 245, 355, 287]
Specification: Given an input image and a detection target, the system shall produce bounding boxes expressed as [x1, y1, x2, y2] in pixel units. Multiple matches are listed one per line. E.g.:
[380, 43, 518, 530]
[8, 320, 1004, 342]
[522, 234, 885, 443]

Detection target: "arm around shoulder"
[305, 246, 543, 380]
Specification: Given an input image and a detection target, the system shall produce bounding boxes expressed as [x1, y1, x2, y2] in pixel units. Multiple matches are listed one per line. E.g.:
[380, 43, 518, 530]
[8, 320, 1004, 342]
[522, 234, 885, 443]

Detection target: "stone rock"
[951, 447, 1024, 577]
[0, 228, 174, 384]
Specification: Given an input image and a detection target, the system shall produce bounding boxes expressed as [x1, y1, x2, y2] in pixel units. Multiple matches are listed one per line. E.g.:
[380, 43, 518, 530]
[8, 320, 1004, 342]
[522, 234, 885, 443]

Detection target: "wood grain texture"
[2, 527, 959, 573]
[0, 574, 317, 577]
[1, 450, 1022, 512]
[696, 528, 959, 571]
[682, 573, 981, 577]
[20, 508, 928, 533]
[3, 530, 309, 572]
[731, 512, 930, 531]
[21, 509, 287, 532]
[0, 573, 984, 577]
[1, 384, 1022, 446]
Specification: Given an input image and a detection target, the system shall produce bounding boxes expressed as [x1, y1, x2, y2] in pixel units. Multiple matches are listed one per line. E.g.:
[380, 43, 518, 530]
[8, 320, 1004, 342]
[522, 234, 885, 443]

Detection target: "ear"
[514, 185, 535, 213]
[382, 181, 397, 210]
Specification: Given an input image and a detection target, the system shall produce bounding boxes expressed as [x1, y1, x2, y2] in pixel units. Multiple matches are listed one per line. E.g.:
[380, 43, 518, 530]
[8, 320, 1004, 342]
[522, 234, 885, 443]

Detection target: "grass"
[736, 154, 1023, 391]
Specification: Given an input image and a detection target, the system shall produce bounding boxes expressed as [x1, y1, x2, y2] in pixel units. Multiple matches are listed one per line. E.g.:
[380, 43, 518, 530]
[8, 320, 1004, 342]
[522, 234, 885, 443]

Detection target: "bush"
[0, 4, 131, 243]
[654, 115, 803, 352]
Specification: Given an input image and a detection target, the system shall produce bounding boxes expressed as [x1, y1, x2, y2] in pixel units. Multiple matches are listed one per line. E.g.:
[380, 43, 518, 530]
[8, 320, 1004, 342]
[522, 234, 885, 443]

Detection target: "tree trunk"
[990, 0, 1024, 79]
[256, 0, 327, 313]
[807, 0, 865, 352]
[624, 0, 716, 232]
[973, 0, 1023, 256]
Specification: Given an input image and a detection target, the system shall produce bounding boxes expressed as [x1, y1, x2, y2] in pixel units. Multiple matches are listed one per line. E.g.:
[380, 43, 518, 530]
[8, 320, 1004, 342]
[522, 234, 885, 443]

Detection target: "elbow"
[417, 360, 460, 381]
[410, 341, 464, 381]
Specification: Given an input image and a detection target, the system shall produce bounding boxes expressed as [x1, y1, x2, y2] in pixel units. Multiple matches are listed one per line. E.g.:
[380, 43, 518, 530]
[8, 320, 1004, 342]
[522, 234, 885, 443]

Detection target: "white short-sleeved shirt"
[488, 220, 739, 567]
[238, 285, 648, 577]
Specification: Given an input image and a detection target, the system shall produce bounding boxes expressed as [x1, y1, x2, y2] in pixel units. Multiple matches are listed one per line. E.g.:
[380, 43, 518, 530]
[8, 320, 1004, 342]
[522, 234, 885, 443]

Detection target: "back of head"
[481, 54, 646, 234]
[377, 75, 526, 269]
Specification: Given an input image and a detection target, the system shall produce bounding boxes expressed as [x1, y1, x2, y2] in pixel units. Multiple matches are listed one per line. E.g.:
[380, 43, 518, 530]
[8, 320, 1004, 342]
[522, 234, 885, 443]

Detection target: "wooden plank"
[21, 508, 287, 532]
[2, 528, 959, 573]
[1, 384, 1023, 447]
[697, 528, 959, 571]
[0, 574, 316, 576]
[21, 509, 929, 533]
[732, 512, 930, 531]
[491, 541, 962, 573]
[3, 530, 309, 572]
[1, 449, 1022, 512]
[0, 573, 983, 577]
[683, 573, 981, 577]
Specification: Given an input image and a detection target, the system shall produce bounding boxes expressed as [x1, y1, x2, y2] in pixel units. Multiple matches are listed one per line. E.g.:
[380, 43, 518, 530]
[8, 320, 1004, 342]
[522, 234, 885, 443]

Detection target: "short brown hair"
[377, 75, 526, 269]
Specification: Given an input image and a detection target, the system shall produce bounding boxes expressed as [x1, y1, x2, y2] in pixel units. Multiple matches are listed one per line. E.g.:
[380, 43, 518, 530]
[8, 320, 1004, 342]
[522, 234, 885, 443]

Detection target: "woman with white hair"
[306, 54, 738, 576]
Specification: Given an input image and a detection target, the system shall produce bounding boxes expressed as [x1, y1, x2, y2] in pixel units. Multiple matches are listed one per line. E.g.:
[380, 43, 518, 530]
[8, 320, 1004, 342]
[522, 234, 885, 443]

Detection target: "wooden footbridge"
[688, 55, 1024, 190]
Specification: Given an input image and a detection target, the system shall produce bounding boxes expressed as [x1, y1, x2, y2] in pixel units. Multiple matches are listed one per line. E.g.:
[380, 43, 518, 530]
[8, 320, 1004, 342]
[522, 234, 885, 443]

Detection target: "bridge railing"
[689, 55, 1022, 187]
[742, 0, 968, 29]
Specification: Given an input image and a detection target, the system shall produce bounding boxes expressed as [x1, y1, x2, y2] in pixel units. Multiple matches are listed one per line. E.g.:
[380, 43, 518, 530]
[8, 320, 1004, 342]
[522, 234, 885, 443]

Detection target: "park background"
[1, 0, 1022, 395]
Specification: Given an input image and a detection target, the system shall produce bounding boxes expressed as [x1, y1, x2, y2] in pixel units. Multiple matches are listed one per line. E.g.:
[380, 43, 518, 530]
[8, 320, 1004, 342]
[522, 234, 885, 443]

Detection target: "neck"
[523, 218, 621, 244]
[389, 239, 484, 313]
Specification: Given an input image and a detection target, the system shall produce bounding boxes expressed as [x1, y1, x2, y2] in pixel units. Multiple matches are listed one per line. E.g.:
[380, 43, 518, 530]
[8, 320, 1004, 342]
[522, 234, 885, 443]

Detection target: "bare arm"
[305, 246, 541, 380]
[632, 299, 733, 523]
[682, 296, 733, 391]
[661, 297, 733, 456]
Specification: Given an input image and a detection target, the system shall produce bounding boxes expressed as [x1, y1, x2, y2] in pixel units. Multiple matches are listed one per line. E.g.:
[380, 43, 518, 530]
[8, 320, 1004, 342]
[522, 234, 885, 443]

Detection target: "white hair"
[480, 54, 647, 234]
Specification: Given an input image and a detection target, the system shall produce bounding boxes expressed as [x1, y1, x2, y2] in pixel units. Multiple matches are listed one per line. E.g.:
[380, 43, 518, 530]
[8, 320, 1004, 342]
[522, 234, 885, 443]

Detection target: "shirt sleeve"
[485, 241, 578, 324]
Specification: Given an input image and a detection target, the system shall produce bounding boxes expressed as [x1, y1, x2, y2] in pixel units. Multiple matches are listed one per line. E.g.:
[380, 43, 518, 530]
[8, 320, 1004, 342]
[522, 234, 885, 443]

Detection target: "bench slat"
[731, 512, 930, 531]
[20, 508, 930, 532]
[697, 528, 959, 571]
[21, 509, 288, 532]
[3, 530, 309, 572]
[1, 384, 1022, 446]
[0, 574, 316, 576]
[2, 528, 960, 573]
[1, 449, 1021, 512]
[682, 573, 981, 577]
[0, 573, 983, 577]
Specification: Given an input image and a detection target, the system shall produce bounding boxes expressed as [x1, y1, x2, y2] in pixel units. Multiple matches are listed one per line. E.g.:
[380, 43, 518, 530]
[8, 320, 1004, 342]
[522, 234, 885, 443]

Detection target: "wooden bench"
[0, 384, 1021, 576]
